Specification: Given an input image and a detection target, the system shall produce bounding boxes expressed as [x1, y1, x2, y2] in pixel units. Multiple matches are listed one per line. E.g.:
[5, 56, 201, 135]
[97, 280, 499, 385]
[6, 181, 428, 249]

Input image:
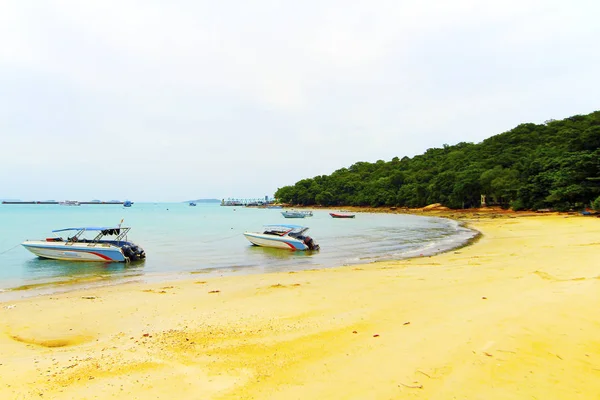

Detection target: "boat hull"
[21, 241, 127, 262]
[281, 211, 306, 218]
[330, 213, 355, 218]
[243, 233, 309, 250]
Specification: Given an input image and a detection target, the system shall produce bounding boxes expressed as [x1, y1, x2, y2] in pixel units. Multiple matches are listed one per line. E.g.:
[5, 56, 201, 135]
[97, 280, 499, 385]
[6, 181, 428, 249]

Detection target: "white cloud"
[1, 0, 599, 201]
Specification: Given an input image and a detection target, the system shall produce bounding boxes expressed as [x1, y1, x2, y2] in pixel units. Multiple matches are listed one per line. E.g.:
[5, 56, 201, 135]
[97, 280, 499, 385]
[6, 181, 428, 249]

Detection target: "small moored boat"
[21, 226, 146, 262]
[330, 212, 355, 218]
[281, 210, 306, 218]
[244, 224, 320, 251]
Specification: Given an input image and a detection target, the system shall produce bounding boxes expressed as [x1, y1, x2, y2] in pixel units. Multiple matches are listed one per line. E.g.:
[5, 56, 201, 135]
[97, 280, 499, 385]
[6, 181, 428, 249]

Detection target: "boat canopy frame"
[262, 224, 309, 235]
[51, 227, 131, 243]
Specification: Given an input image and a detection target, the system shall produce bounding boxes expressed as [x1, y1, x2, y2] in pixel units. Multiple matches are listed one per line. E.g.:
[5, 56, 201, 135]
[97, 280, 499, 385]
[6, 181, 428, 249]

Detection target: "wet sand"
[1, 214, 599, 399]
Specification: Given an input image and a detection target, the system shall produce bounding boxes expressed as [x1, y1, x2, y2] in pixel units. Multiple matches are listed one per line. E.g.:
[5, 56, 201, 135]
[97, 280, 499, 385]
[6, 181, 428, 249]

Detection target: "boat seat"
[264, 230, 285, 236]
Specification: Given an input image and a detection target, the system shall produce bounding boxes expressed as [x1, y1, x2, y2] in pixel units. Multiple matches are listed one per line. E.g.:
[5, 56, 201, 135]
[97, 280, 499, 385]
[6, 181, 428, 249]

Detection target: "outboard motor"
[121, 244, 146, 261]
[121, 245, 135, 261]
[131, 245, 146, 261]
[303, 236, 319, 251]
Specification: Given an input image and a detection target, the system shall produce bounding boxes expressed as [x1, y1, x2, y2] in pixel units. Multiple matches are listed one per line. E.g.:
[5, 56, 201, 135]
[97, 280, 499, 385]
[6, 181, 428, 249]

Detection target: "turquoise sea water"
[0, 203, 476, 296]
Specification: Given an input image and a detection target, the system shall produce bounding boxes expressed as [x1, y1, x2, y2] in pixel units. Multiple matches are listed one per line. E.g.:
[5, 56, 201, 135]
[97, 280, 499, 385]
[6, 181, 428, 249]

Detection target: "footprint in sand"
[269, 283, 302, 289]
[10, 332, 94, 348]
[534, 271, 558, 281]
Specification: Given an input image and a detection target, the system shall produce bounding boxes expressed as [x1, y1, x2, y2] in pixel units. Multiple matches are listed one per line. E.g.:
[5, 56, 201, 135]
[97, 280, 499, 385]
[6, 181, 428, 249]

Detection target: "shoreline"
[2, 213, 600, 398]
[0, 210, 478, 299]
[296, 203, 571, 218]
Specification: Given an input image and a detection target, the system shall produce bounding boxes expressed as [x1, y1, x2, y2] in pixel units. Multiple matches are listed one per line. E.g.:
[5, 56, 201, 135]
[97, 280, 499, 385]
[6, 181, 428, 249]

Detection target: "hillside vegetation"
[275, 111, 600, 211]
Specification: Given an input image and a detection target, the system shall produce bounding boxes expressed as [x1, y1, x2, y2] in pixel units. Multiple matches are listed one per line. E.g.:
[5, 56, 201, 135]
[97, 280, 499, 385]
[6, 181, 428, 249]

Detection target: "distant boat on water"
[123, 201, 133, 207]
[281, 210, 306, 218]
[189, 202, 197, 206]
[59, 200, 80, 206]
[330, 212, 355, 218]
[186, 199, 220, 204]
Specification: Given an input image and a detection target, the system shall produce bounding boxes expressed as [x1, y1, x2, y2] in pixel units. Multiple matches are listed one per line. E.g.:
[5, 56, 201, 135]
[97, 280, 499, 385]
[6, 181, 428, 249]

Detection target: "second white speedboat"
[243, 224, 320, 251]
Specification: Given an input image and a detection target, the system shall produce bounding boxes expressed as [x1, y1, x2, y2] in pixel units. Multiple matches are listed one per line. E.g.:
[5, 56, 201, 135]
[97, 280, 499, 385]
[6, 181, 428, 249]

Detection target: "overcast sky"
[1, 1, 598, 202]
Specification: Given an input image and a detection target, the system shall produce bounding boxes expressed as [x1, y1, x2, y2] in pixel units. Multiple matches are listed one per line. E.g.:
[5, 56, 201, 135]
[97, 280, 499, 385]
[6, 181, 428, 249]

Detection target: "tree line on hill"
[275, 111, 600, 211]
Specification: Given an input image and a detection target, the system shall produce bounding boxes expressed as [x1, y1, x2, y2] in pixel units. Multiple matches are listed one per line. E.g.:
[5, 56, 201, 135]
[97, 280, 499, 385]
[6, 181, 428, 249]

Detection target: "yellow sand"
[1, 214, 600, 399]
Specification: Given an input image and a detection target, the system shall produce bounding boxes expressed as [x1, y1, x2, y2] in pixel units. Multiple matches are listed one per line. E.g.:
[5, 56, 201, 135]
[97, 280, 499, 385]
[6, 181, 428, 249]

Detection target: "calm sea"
[0, 203, 476, 297]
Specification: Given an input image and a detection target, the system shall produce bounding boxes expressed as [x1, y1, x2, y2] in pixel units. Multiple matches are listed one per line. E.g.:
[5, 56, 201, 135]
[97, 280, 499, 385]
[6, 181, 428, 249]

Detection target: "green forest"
[275, 111, 600, 211]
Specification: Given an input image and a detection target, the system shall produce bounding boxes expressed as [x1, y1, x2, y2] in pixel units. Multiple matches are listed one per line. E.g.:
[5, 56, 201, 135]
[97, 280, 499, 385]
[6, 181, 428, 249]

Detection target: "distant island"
[184, 199, 221, 203]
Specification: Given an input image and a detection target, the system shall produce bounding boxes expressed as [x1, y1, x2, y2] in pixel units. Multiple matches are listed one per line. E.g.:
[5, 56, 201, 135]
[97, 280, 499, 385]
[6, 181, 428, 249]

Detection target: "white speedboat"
[244, 224, 320, 251]
[22, 226, 146, 262]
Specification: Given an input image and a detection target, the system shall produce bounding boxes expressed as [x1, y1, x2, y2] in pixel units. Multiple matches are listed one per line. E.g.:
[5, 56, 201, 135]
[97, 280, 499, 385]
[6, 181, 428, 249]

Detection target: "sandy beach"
[1, 213, 599, 399]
